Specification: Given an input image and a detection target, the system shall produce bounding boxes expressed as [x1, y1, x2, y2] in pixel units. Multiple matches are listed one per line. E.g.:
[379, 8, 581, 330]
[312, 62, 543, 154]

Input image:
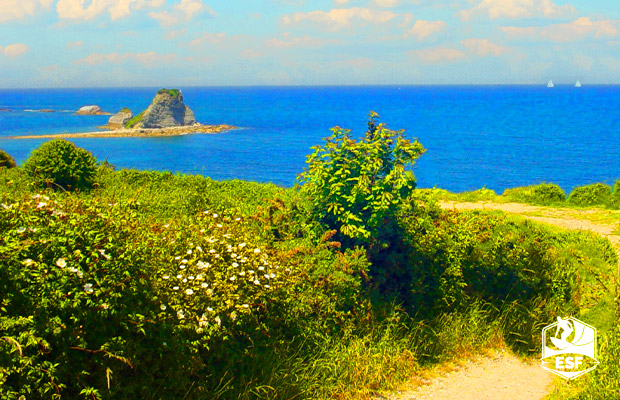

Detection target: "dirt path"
[385, 200, 620, 400]
[440, 200, 620, 250]
[384, 350, 553, 400]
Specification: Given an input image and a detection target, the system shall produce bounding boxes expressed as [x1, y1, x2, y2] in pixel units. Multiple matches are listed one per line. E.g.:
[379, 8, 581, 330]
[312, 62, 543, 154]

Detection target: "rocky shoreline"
[8, 123, 237, 139]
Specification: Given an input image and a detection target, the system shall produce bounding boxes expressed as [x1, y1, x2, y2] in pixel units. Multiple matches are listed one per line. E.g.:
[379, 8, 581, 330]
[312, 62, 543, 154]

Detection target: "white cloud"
[2, 43, 30, 58]
[56, 0, 164, 21]
[265, 34, 339, 48]
[406, 20, 446, 40]
[460, 0, 574, 21]
[282, 7, 399, 30]
[502, 17, 620, 42]
[462, 38, 507, 56]
[188, 32, 225, 46]
[410, 47, 465, 64]
[149, 0, 215, 27]
[0, 0, 52, 22]
[73, 51, 178, 65]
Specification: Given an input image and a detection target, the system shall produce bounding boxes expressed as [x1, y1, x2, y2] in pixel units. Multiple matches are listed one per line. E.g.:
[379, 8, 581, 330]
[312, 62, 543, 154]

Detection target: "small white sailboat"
[575, 80, 582, 88]
[547, 80, 554, 88]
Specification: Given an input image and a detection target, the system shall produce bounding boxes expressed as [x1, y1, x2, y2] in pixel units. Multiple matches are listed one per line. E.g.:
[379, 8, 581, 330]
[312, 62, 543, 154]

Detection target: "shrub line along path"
[384, 200, 620, 400]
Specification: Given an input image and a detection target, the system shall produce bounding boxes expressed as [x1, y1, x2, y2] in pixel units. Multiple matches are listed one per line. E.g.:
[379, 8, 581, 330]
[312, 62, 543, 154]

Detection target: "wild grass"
[503, 183, 566, 206]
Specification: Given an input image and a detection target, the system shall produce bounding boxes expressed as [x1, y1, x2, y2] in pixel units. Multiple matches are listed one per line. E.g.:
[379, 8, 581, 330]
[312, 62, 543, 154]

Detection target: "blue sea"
[1, 86, 619, 193]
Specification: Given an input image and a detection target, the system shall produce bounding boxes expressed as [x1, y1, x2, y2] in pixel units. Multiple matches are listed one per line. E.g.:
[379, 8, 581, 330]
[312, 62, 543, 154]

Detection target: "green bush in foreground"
[568, 183, 612, 206]
[23, 140, 98, 191]
[0, 148, 17, 169]
[299, 111, 425, 249]
[503, 183, 566, 205]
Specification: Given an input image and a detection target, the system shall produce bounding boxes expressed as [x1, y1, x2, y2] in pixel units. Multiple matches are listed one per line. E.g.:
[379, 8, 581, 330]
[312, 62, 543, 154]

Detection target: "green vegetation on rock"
[124, 111, 144, 129]
[157, 88, 181, 98]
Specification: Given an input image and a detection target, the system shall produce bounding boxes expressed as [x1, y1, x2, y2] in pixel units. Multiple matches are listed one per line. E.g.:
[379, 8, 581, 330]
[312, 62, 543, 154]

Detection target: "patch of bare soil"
[383, 351, 552, 400]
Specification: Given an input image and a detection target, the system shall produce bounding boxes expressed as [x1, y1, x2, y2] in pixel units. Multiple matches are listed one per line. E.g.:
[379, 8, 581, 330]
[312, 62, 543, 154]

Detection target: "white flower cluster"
[158, 211, 288, 335]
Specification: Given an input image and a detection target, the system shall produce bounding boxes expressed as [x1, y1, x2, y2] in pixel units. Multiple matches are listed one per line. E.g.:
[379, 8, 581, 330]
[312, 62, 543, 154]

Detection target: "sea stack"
[108, 108, 133, 128]
[129, 89, 196, 129]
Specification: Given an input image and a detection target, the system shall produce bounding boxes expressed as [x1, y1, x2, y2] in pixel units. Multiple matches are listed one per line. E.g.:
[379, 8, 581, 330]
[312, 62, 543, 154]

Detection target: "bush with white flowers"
[155, 211, 293, 342]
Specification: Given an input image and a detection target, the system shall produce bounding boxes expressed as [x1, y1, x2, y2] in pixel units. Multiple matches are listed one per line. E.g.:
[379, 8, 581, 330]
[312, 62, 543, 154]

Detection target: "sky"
[1, 0, 620, 87]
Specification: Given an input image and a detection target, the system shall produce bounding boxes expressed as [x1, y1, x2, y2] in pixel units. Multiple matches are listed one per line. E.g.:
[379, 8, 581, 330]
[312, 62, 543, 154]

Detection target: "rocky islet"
[131, 89, 196, 129]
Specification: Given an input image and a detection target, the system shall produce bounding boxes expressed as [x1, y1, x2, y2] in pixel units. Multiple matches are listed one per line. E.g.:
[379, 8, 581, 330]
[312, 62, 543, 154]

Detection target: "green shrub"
[298, 112, 425, 248]
[0, 148, 17, 169]
[454, 188, 498, 202]
[23, 140, 98, 191]
[568, 183, 612, 206]
[503, 183, 566, 205]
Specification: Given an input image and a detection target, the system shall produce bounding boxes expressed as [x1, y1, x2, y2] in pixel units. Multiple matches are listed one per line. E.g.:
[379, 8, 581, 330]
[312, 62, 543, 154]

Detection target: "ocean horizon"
[1, 85, 619, 193]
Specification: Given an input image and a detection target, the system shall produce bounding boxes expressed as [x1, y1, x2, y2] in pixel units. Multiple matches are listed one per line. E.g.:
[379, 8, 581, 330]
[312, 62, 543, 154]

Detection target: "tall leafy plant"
[298, 112, 425, 253]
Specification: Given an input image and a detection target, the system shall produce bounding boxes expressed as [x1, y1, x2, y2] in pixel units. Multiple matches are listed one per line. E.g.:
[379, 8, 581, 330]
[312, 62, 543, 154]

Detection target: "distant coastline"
[8, 123, 237, 139]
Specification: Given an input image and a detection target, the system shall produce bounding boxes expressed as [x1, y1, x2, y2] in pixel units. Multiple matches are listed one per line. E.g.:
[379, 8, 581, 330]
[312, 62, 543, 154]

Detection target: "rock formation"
[107, 108, 133, 128]
[131, 89, 196, 129]
[77, 105, 110, 115]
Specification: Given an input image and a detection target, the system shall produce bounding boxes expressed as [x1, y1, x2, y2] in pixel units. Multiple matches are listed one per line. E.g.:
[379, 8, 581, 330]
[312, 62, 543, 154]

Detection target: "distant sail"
[575, 80, 582, 87]
[547, 80, 554, 88]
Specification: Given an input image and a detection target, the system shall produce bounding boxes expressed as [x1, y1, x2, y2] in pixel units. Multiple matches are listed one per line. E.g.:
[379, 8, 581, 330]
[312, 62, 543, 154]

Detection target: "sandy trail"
[385, 200, 620, 400]
[384, 351, 552, 400]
